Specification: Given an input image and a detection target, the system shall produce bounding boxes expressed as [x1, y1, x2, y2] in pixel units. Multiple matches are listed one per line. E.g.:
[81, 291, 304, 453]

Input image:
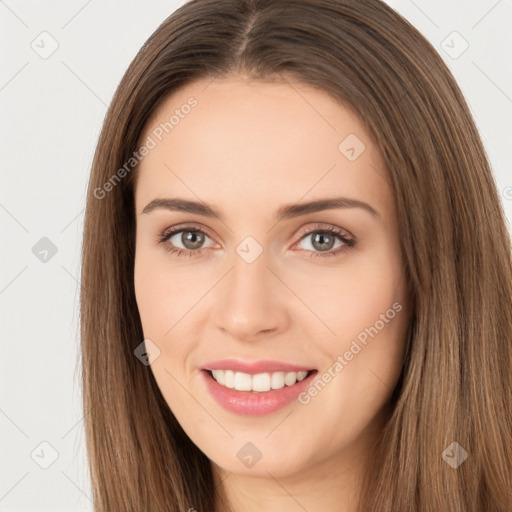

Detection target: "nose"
[211, 253, 290, 342]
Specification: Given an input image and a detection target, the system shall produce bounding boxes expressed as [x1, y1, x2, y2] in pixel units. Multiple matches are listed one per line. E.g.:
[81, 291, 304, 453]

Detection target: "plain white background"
[1, 0, 511, 510]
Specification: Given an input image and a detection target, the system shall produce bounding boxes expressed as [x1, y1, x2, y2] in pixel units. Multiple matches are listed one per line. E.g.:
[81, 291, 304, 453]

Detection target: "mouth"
[200, 367, 318, 416]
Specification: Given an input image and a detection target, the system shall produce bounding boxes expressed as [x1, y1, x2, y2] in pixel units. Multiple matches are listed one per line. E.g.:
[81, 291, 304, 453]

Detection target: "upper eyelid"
[295, 223, 353, 241]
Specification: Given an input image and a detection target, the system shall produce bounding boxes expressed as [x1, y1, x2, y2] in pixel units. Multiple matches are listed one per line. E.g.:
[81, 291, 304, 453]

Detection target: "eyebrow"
[142, 196, 379, 221]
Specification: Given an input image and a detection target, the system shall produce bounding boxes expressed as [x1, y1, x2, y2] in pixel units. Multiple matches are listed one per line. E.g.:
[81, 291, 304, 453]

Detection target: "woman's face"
[133, 74, 410, 480]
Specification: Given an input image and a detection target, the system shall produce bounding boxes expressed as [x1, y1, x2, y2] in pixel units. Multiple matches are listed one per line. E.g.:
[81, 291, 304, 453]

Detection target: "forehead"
[135, 74, 390, 218]
[142, 74, 372, 154]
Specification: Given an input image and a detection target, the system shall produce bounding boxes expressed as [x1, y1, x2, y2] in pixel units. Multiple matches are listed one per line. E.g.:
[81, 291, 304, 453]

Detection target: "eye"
[158, 225, 215, 257]
[293, 224, 356, 258]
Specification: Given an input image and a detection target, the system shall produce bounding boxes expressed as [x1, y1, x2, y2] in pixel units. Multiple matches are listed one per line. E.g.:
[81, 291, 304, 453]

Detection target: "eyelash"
[157, 224, 356, 259]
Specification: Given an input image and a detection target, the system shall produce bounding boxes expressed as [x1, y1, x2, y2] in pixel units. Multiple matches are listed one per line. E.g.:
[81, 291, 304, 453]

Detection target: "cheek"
[330, 266, 405, 347]
[133, 247, 208, 378]
[134, 259, 168, 338]
[298, 239, 409, 418]
[134, 254, 197, 414]
[134, 245, 193, 338]
[291, 236, 407, 350]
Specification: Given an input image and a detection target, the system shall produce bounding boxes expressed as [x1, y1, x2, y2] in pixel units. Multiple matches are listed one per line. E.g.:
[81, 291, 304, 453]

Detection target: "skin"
[133, 73, 411, 512]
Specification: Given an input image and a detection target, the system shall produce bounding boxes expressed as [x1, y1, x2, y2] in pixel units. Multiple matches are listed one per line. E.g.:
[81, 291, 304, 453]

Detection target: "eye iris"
[312, 232, 335, 252]
[182, 231, 204, 250]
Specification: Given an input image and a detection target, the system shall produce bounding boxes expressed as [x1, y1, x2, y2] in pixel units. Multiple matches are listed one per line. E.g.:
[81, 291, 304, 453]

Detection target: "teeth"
[210, 369, 310, 392]
[297, 371, 308, 381]
[284, 372, 297, 386]
[234, 371, 252, 391]
[253, 372, 271, 392]
[211, 369, 225, 386]
[224, 369, 235, 388]
[271, 371, 285, 390]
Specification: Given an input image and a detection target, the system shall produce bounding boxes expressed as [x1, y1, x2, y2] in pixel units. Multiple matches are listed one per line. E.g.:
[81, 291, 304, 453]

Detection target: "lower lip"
[200, 370, 317, 416]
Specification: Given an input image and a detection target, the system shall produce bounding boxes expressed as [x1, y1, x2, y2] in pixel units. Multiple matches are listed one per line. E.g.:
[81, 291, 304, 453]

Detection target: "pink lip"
[201, 358, 314, 374]
[200, 367, 317, 416]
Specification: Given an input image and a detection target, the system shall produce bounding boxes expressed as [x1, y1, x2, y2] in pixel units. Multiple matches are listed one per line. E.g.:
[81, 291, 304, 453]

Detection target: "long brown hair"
[80, 0, 512, 510]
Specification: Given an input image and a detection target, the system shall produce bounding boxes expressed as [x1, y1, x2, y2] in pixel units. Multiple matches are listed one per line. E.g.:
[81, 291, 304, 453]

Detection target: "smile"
[200, 360, 318, 416]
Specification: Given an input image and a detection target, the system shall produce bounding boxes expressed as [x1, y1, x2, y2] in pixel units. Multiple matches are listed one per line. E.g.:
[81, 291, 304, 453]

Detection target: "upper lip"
[201, 359, 315, 374]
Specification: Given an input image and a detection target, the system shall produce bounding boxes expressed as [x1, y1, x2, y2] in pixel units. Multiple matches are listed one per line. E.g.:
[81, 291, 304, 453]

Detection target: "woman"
[80, 0, 512, 510]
